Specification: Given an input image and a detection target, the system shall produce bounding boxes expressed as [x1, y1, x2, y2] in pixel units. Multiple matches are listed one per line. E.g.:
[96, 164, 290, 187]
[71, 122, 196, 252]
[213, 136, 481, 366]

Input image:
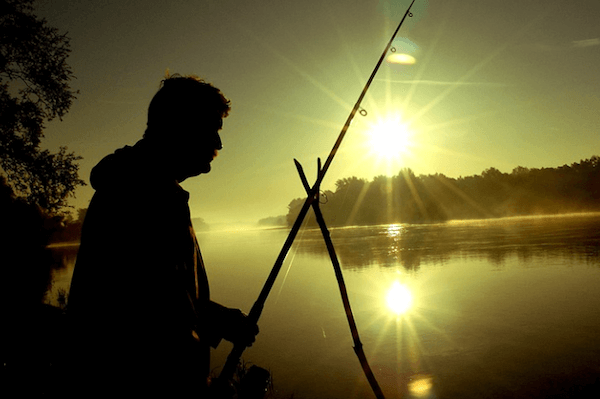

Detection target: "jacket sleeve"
[204, 300, 250, 348]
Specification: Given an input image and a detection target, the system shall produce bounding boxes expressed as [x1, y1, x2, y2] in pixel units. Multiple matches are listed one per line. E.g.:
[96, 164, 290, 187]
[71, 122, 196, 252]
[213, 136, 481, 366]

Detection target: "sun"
[366, 115, 413, 160]
[386, 281, 413, 315]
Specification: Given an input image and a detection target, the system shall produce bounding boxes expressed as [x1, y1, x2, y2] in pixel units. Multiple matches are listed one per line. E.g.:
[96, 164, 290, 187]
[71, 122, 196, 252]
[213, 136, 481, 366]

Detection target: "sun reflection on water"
[386, 281, 413, 315]
[408, 374, 434, 397]
[385, 223, 403, 238]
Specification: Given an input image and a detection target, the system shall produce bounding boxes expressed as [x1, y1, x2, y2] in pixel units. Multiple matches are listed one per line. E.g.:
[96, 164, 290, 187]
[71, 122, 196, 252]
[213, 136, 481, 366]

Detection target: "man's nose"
[214, 133, 223, 150]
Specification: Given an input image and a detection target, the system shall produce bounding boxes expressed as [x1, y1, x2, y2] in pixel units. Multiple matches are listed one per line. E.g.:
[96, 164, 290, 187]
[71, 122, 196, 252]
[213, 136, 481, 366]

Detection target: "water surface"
[47, 213, 600, 398]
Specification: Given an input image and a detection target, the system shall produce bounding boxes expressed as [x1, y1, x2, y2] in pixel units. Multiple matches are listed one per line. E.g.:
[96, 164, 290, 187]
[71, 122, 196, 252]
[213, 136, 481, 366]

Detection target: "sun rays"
[345, 264, 459, 397]
[207, 3, 591, 397]
[310, 1, 556, 228]
[234, 0, 553, 235]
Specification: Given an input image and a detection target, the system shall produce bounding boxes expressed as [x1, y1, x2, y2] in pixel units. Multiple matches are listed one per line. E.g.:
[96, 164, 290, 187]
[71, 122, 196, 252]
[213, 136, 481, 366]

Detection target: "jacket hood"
[90, 140, 179, 194]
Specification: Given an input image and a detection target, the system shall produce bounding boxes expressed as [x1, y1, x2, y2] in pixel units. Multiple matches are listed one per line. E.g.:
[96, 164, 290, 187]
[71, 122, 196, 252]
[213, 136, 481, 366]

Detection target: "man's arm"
[204, 301, 259, 348]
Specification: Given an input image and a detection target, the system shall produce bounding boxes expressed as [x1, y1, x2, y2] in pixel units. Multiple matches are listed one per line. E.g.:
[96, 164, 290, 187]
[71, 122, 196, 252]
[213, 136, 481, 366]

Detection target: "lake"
[46, 213, 600, 398]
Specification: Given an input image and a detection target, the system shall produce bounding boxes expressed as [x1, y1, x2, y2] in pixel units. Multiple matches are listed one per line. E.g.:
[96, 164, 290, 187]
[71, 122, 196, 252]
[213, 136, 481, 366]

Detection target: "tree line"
[286, 156, 600, 227]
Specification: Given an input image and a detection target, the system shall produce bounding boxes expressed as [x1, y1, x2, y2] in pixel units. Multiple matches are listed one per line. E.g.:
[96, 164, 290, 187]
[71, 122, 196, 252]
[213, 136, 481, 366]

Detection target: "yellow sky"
[37, 0, 600, 224]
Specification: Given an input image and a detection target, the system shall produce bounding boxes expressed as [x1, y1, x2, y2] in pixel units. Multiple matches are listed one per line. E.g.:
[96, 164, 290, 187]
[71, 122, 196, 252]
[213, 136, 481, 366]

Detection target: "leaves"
[0, 0, 83, 214]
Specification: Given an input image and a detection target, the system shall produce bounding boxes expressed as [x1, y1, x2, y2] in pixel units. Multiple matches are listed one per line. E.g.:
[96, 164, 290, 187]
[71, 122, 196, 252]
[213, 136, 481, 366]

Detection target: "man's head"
[144, 74, 231, 181]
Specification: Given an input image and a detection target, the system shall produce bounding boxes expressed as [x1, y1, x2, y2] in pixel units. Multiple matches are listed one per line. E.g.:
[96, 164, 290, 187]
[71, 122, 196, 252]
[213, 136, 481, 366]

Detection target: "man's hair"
[144, 74, 230, 139]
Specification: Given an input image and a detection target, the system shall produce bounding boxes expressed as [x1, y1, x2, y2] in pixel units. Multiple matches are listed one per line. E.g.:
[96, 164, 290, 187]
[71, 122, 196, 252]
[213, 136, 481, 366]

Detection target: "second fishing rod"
[216, 0, 418, 387]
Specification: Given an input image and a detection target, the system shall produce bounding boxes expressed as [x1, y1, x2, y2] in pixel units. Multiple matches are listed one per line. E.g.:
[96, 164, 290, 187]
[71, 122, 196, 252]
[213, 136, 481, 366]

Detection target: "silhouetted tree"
[1, 4, 82, 390]
[0, 175, 69, 396]
[258, 215, 286, 227]
[329, 177, 367, 225]
[0, 0, 84, 214]
[0, 175, 55, 302]
[286, 197, 307, 227]
[286, 156, 600, 227]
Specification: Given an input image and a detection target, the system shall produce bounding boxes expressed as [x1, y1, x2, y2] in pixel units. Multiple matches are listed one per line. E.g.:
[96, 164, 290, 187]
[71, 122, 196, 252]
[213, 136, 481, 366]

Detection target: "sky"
[35, 0, 600, 225]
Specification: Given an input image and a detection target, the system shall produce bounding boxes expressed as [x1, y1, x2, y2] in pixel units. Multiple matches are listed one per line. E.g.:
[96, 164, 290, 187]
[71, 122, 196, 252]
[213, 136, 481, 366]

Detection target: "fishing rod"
[216, 0, 417, 390]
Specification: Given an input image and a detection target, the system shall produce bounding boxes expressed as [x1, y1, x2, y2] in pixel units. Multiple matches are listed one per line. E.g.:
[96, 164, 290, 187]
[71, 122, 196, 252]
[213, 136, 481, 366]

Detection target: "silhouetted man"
[68, 74, 257, 397]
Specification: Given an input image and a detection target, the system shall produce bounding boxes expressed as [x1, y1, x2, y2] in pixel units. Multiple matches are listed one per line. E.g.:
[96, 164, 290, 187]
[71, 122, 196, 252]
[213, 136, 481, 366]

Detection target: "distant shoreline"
[47, 211, 600, 246]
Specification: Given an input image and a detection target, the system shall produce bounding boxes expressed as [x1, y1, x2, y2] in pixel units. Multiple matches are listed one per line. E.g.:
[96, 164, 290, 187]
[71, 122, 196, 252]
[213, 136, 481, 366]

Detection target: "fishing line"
[272, 216, 311, 304]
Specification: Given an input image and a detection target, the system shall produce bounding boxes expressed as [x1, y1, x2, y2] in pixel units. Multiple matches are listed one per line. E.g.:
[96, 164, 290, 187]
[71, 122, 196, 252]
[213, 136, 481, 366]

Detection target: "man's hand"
[221, 308, 259, 347]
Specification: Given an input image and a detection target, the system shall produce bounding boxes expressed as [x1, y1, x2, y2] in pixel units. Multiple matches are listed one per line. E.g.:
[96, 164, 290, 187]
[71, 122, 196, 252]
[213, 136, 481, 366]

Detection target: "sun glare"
[367, 116, 413, 160]
[386, 281, 413, 315]
[408, 375, 434, 397]
[387, 53, 416, 65]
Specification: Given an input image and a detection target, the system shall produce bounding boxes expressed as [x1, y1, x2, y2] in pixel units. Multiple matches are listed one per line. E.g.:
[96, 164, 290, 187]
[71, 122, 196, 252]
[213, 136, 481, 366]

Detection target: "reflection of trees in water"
[294, 214, 600, 271]
[45, 245, 79, 306]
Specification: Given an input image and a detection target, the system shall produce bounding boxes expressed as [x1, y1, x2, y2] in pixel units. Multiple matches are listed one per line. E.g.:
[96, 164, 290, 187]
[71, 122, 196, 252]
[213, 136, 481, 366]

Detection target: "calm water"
[47, 213, 600, 398]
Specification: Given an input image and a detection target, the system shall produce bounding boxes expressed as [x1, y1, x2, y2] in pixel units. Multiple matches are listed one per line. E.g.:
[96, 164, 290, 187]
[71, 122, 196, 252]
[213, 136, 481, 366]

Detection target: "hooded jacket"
[68, 139, 223, 395]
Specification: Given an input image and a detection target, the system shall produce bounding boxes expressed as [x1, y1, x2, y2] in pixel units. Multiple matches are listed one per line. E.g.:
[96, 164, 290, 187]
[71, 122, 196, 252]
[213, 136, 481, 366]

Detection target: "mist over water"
[296, 213, 600, 270]
[47, 213, 600, 398]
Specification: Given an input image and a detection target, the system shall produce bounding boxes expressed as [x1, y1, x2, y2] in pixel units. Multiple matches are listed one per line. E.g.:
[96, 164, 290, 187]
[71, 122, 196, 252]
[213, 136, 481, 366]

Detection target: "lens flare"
[387, 53, 417, 65]
[386, 281, 413, 315]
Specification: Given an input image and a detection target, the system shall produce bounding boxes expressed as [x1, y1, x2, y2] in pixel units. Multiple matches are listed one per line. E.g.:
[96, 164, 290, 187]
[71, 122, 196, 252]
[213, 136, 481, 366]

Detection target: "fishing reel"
[210, 364, 271, 399]
[237, 365, 272, 399]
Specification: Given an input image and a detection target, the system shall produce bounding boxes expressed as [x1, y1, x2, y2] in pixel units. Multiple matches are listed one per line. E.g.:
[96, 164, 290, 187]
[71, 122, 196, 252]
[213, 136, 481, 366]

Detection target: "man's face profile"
[170, 115, 224, 182]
